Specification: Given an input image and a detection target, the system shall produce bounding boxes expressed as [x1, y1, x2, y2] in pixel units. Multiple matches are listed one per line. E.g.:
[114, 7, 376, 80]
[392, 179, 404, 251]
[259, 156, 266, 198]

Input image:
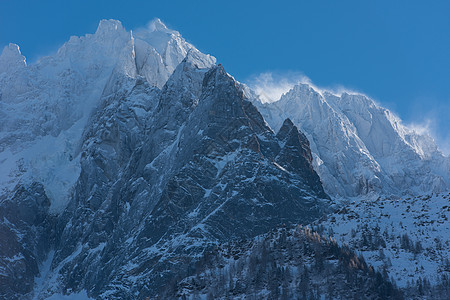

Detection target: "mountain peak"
[1, 43, 21, 55]
[181, 48, 216, 69]
[276, 118, 296, 143]
[95, 19, 126, 37]
[281, 117, 294, 128]
[290, 83, 320, 96]
[0, 43, 26, 72]
[148, 18, 169, 32]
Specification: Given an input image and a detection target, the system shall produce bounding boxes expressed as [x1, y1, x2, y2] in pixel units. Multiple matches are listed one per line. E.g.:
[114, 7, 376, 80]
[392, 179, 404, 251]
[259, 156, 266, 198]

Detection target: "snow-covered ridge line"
[252, 81, 449, 198]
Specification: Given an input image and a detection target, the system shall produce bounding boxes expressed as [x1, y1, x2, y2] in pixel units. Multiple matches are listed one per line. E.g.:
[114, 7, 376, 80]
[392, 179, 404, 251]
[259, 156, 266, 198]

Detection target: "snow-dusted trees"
[162, 226, 403, 299]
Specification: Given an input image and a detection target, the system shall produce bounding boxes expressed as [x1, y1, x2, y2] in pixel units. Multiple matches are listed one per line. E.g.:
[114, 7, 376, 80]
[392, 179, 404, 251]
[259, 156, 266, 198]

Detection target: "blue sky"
[1, 0, 449, 153]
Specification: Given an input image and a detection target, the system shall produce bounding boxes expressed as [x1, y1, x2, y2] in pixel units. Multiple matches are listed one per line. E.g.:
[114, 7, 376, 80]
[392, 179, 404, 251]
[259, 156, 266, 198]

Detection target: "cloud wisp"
[246, 71, 364, 103]
[406, 111, 450, 156]
[246, 71, 312, 103]
[246, 71, 450, 157]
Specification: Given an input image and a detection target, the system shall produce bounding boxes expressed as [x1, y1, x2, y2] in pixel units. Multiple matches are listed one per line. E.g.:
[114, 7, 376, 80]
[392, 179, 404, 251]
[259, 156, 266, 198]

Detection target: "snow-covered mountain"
[0, 19, 332, 299]
[0, 18, 214, 213]
[252, 84, 450, 198]
[0, 18, 448, 300]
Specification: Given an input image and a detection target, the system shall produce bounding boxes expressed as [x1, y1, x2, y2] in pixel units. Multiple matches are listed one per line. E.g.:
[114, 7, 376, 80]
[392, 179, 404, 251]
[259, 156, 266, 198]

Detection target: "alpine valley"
[0, 19, 448, 299]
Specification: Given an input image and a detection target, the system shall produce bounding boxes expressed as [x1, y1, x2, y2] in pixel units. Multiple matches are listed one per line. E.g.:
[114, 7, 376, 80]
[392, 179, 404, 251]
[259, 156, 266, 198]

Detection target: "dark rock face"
[144, 66, 328, 242]
[0, 182, 56, 299]
[276, 118, 324, 194]
[1, 61, 329, 299]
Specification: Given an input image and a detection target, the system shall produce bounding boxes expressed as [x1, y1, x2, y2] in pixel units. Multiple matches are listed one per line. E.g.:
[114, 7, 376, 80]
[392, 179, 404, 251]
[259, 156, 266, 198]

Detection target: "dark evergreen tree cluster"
[157, 225, 403, 299]
[404, 274, 450, 299]
[359, 224, 387, 251]
[399, 233, 423, 255]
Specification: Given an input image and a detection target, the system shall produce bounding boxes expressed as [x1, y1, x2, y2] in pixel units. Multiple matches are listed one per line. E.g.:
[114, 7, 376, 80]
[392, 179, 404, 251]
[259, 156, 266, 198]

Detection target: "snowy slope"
[253, 84, 450, 198]
[316, 192, 450, 288]
[0, 18, 214, 213]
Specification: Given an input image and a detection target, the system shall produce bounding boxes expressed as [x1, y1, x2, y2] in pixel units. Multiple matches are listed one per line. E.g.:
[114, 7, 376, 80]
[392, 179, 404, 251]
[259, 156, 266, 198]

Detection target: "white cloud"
[438, 134, 450, 156]
[407, 119, 433, 136]
[246, 71, 365, 103]
[410, 119, 450, 157]
[246, 71, 312, 103]
[405, 103, 450, 156]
